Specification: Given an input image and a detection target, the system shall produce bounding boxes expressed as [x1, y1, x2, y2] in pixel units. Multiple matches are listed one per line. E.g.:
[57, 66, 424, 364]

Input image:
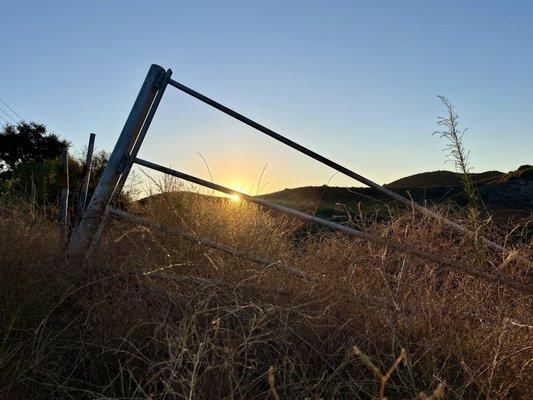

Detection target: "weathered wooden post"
[75, 132, 96, 228]
[69, 64, 166, 256]
[59, 148, 69, 245]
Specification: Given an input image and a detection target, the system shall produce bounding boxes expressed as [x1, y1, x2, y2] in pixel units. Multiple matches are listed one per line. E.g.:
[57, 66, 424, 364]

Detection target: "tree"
[0, 122, 69, 173]
[0, 122, 132, 211]
[0, 122, 71, 205]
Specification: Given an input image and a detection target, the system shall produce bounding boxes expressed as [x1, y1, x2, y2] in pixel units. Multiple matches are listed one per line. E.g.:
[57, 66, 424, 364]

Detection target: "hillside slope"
[138, 166, 532, 224]
[260, 165, 533, 221]
[386, 170, 504, 188]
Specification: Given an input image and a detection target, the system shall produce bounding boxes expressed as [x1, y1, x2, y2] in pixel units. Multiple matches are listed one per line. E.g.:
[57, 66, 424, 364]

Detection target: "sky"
[1, 1, 532, 195]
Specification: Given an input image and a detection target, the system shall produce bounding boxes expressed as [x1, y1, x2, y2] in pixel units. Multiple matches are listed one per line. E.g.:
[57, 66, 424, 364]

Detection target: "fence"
[68, 64, 532, 295]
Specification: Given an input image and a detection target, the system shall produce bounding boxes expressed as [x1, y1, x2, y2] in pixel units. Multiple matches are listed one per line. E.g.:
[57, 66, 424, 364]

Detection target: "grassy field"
[1, 187, 531, 399]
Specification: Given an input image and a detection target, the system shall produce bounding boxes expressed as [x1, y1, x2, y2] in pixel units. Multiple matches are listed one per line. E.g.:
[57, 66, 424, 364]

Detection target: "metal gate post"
[75, 132, 96, 228]
[87, 68, 173, 255]
[59, 148, 69, 245]
[69, 64, 166, 256]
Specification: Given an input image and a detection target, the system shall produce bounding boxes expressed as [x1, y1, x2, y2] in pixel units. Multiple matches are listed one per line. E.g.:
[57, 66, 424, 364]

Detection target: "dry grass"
[0, 189, 532, 399]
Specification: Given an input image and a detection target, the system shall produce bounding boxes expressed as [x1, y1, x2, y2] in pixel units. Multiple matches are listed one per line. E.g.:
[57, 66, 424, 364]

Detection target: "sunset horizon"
[2, 1, 532, 194]
[1, 2, 532, 398]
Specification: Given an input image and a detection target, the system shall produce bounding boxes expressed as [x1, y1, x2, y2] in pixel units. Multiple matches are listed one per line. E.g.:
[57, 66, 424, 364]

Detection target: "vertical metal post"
[115, 69, 173, 199]
[87, 69, 172, 255]
[75, 132, 96, 228]
[59, 148, 69, 245]
[69, 64, 166, 256]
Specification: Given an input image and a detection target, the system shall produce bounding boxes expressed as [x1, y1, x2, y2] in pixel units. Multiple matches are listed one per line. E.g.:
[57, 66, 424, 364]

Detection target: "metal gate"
[68, 64, 531, 295]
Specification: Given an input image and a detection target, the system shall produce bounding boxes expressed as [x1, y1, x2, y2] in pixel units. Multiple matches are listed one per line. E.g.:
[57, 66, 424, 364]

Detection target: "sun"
[230, 193, 241, 202]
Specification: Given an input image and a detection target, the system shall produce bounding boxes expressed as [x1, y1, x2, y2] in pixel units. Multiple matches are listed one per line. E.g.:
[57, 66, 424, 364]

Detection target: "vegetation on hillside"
[260, 165, 532, 228]
[386, 170, 504, 189]
[1, 184, 531, 399]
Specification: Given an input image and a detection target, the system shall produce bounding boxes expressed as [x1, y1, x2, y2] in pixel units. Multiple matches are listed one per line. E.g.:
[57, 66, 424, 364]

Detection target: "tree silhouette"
[0, 122, 69, 173]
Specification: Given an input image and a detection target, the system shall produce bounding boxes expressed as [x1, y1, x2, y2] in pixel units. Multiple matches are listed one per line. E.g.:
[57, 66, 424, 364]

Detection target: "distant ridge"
[258, 165, 532, 221]
[386, 170, 504, 188]
[138, 166, 532, 222]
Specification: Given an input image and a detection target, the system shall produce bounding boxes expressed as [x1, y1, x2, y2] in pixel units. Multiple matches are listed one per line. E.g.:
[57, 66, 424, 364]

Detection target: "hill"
[260, 165, 533, 222]
[138, 166, 532, 226]
[386, 170, 504, 188]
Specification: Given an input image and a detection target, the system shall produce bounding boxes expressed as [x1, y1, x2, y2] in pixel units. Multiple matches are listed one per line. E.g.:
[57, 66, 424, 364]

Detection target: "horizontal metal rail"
[108, 207, 390, 308]
[133, 157, 532, 295]
[107, 207, 308, 279]
[168, 78, 505, 254]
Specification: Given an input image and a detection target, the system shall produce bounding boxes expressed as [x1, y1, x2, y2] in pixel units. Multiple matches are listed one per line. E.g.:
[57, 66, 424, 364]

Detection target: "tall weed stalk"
[434, 96, 487, 262]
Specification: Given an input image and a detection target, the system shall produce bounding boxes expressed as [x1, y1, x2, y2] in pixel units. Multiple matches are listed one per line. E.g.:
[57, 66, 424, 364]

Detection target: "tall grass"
[1, 184, 531, 399]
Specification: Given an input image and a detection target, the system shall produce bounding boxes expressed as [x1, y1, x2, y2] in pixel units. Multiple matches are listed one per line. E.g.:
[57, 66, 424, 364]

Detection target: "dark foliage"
[0, 122, 69, 173]
[0, 122, 120, 211]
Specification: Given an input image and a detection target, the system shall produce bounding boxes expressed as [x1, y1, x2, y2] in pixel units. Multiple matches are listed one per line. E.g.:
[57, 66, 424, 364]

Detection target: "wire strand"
[0, 106, 17, 123]
[0, 97, 24, 121]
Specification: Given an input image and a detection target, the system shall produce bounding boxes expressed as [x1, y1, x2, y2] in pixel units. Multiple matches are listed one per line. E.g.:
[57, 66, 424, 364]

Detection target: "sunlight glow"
[230, 193, 241, 202]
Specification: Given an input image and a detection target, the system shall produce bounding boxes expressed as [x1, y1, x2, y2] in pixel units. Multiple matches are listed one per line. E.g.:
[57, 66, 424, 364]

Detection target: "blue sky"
[1, 1, 532, 193]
